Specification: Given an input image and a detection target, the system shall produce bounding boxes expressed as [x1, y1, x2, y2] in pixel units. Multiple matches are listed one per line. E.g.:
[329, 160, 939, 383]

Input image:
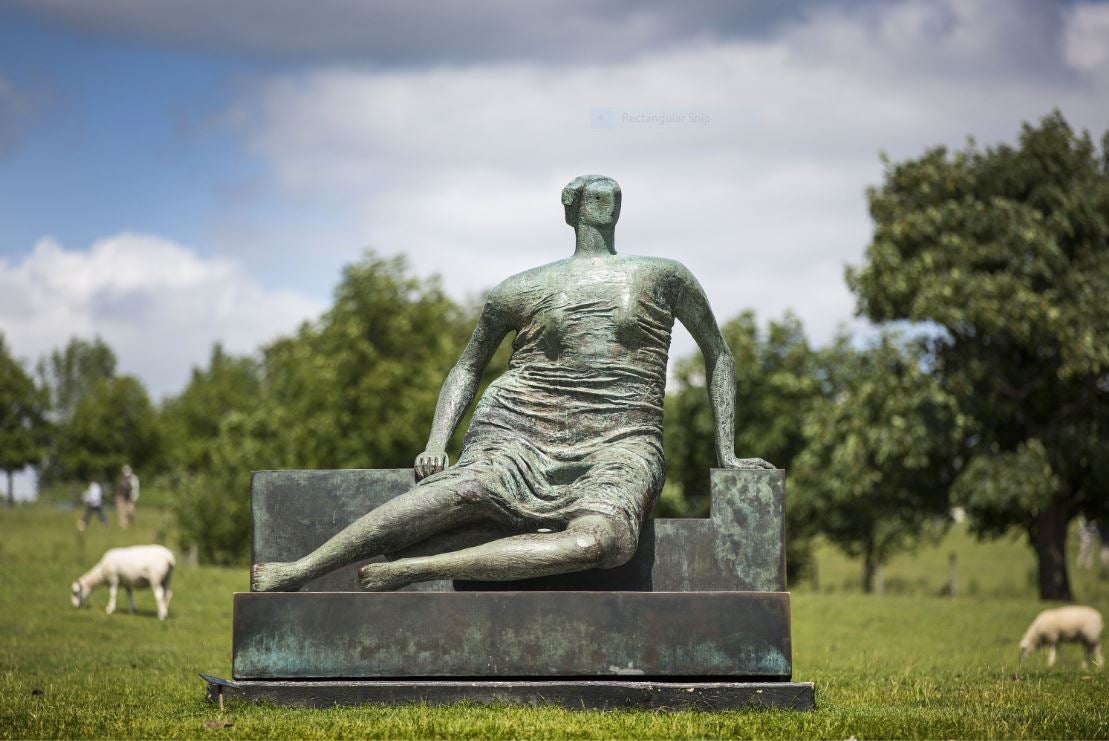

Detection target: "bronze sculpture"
[251, 174, 772, 592]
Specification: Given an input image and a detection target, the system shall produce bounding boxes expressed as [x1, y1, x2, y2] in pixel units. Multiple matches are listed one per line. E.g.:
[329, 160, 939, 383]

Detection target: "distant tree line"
[1, 112, 1104, 600]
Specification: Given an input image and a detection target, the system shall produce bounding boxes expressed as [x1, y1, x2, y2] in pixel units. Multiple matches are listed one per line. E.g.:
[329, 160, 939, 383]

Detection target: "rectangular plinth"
[205, 676, 815, 711]
[233, 591, 792, 681]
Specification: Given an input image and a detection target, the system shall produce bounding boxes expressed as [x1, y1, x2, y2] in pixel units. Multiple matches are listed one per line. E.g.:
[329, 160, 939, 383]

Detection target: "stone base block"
[233, 591, 793, 680]
[203, 675, 815, 711]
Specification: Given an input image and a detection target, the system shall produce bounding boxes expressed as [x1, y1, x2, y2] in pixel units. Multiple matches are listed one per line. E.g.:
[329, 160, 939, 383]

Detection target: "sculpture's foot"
[357, 562, 413, 592]
[251, 562, 305, 592]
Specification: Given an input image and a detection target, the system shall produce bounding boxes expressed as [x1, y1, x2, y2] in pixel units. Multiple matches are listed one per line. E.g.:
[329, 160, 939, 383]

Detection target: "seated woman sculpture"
[251, 174, 773, 592]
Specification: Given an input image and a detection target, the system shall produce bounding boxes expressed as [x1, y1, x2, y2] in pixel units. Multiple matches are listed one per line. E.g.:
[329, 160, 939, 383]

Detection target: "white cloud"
[0, 233, 323, 397]
[1064, 2, 1109, 73]
[221, 0, 1109, 361]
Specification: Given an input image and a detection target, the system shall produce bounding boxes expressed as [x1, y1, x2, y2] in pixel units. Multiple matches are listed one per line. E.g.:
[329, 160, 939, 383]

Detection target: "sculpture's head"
[562, 175, 621, 229]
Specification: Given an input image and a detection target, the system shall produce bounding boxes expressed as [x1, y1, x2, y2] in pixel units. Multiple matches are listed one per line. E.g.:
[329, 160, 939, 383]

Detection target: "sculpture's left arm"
[414, 291, 511, 480]
[673, 265, 775, 470]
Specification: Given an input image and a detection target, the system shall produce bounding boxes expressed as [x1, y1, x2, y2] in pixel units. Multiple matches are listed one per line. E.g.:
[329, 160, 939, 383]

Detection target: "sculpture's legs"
[251, 485, 482, 592]
[357, 513, 625, 590]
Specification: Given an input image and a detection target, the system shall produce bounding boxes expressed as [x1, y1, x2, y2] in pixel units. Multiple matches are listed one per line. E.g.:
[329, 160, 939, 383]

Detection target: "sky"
[2, 0, 1108, 412]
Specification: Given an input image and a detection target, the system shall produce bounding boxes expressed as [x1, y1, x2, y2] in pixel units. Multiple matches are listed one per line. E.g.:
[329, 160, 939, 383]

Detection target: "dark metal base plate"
[233, 591, 793, 680]
[201, 674, 815, 711]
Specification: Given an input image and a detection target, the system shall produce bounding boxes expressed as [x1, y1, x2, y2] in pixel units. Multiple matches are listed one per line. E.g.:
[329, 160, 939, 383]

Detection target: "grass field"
[2, 503, 1107, 739]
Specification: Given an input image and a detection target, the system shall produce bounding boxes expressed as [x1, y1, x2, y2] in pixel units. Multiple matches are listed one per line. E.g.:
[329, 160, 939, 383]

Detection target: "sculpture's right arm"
[415, 294, 510, 480]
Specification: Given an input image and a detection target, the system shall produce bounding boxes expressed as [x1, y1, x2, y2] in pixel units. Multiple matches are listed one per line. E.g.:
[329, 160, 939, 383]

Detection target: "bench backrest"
[251, 468, 786, 592]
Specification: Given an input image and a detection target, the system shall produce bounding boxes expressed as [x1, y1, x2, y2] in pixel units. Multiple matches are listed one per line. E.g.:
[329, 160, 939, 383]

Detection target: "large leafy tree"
[260, 253, 495, 469]
[38, 337, 117, 422]
[171, 253, 509, 562]
[847, 112, 1109, 599]
[36, 337, 119, 486]
[56, 376, 160, 483]
[792, 338, 965, 592]
[160, 344, 262, 472]
[0, 335, 49, 505]
[171, 407, 296, 564]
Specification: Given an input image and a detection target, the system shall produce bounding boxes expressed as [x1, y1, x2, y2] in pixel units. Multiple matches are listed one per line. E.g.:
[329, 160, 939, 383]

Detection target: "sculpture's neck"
[574, 224, 616, 256]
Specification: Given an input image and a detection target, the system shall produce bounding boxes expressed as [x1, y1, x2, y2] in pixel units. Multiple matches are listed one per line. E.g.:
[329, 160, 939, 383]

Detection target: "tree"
[160, 345, 262, 472]
[36, 336, 119, 487]
[663, 311, 842, 580]
[38, 337, 117, 422]
[56, 376, 160, 483]
[0, 335, 49, 504]
[847, 112, 1109, 599]
[260, 252, 503, 469]
[171, 407, 295, 564]
[170, 252, 509, 563]
[792, 338, 965, 592]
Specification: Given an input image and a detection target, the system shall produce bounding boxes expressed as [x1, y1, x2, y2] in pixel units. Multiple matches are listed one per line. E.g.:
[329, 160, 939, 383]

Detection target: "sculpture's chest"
[514, 270, 675, 359]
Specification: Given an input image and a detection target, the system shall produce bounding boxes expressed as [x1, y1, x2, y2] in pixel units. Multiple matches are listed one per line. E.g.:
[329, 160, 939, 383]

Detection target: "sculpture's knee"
[570, 530, 610, 566]
[600, 525, 637, 569]
[569, 517, 635, 569]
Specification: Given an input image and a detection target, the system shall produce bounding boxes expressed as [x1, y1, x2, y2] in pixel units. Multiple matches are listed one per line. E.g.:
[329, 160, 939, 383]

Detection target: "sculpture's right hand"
[414, 450, 449, 481]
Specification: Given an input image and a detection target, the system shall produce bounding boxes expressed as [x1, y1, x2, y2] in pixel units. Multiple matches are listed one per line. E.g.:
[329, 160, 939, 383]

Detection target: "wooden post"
[947, 552, 957, 598]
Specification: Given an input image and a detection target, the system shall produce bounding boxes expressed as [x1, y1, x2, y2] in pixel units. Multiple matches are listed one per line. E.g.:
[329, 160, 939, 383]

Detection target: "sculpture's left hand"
[720, 453, 776, 470]
[414, 450, 450, 481]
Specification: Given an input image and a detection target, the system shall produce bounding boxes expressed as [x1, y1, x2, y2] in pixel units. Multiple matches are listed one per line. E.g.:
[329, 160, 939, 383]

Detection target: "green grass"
[2, 504, 1107, 739]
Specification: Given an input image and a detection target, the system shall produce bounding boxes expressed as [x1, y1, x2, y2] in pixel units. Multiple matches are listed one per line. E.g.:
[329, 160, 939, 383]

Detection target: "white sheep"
[1019, 605, 1103, 668]
[70, 545, 176, 621]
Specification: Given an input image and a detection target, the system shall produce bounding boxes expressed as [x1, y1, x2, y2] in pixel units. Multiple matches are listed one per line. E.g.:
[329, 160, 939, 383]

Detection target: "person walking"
[77, 480, 107, 531]
[114, 464, 137, 529]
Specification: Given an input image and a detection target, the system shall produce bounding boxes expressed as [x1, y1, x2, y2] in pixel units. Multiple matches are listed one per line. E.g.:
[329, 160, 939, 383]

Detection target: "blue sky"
[1, 10, 236, 251]
[1, 0, 1108, 410]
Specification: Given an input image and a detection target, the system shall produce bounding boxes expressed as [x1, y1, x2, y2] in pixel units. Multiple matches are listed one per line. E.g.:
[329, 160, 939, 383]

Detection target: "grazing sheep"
[70, 545, 176, 621]
[1019, 605, 1103, 668]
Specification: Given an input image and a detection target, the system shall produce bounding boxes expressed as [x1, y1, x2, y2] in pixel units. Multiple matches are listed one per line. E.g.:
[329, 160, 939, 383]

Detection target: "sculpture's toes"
[357, 563, 408, 592]
[251, 562, 301, 592]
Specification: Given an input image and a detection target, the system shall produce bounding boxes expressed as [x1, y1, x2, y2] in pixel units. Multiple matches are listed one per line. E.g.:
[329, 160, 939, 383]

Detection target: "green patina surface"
[236, 175, 794, 690]
[232, 592, 793, 680]
[251, 468, 785, 592]
[250, 175, 776, 593]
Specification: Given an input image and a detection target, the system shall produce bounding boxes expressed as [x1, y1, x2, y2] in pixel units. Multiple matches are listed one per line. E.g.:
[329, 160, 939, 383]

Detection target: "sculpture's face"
[70, 582, 87, 608]
[566, 183, 621, 228]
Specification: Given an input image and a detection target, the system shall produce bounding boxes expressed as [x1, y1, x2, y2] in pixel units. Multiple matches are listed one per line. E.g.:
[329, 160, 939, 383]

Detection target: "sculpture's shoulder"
[626, 254, 693, 276]
[622, 255, 700, 292]
[481, 260, 567, 318]
[491, 261, 556, 297]
[501, 260, 564, 286]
